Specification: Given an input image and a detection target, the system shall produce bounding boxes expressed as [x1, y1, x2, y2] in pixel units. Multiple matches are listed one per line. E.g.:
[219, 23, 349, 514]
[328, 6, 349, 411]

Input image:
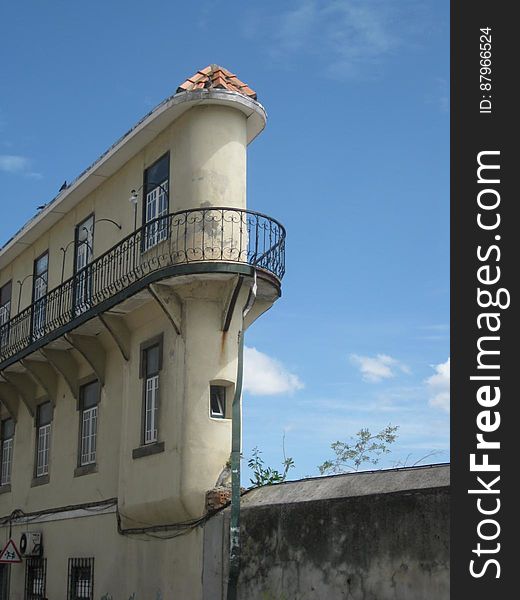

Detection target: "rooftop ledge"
[0, 207, 285, 371]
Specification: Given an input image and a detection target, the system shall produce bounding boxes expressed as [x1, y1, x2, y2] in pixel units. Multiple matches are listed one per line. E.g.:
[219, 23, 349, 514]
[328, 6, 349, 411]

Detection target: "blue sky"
[0, 0, 449, 479]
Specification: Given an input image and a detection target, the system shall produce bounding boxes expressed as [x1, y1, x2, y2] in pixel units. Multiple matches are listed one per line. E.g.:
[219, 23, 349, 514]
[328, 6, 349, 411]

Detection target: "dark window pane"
[210, 385, 226, 418]
[145, 345, 160, 376]
[1, 418, 14, 440]
[0, 282, 11, 307]
[35, 253, 48, 276]
[144, 154, 169, 193]
[37, 402, 52, 426]
[81, 380, 99, 409]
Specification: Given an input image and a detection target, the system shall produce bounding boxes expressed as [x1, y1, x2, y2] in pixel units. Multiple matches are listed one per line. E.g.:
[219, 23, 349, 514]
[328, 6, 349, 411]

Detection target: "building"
[0, 65, 285, 598]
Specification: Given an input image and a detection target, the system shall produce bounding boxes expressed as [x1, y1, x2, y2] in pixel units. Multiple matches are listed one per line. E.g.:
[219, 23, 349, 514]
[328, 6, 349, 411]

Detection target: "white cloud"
[350, 353, 410, 383]
[244, 346, 304, 396]
[0, 155, 30, 173]
[0, 154, 41, 179]
[244, 0, 419, 78]
[426, 358, 450, 412]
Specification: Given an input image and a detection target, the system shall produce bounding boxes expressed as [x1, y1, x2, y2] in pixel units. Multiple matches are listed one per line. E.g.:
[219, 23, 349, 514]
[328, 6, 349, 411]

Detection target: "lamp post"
[59, 219, 120, 284]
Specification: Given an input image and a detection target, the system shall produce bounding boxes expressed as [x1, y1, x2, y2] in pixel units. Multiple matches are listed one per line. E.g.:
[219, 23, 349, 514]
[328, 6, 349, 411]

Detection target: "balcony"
[0, 207, 285, 371]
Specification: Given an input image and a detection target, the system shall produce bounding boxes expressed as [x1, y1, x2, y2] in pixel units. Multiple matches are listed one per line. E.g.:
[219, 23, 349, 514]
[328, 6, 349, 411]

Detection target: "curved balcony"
[0, 207, 285, 369]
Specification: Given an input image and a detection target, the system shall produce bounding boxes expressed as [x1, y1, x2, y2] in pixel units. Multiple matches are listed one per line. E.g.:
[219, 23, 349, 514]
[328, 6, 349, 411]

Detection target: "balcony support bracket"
[222, 275, 244, 332]
[22, 359, 58, 406]
[40, 348, 79, 400]
[98, 314, 131, 362]
[1, 370, 37, 416]
[0, 380, 20, 420]
[148, 284, 182, 336]
[65, 333, 106, 386]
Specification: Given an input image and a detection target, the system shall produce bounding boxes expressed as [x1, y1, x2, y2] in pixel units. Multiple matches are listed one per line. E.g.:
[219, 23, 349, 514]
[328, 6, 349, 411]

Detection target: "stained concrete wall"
[203, 464, 450, 600]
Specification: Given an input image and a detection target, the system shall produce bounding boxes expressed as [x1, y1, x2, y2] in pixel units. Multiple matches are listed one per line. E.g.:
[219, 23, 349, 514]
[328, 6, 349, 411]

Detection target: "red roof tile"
[177, 64, 257, 100]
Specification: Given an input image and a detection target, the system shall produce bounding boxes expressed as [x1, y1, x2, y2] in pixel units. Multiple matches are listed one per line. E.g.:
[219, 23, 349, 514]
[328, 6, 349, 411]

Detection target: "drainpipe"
[227, 271, 256, 600]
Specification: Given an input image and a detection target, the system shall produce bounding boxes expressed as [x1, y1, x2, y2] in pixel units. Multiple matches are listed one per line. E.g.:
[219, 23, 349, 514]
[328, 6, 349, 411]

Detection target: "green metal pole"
[227, 330, 244, 600]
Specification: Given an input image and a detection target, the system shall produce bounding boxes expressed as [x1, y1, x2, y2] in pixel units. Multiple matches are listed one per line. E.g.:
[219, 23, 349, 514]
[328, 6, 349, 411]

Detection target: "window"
[24, 558, 46, 600]
[79, 380, 99, 466]
[143, 153, 169, 250]
[32, 252, 48, 340]
[139, 335, 163, 445]
[35, 402, 52, 478]
[74, 215, 94, 315]
[0, 418, 14, 486]
[210, 385, 227, 419]
[67, 558, 94, 600]
[0, 281, 11, 351]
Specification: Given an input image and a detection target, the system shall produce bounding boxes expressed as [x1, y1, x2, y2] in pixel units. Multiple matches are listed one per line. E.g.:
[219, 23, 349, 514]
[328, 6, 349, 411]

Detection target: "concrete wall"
[204, 465, 450, 600]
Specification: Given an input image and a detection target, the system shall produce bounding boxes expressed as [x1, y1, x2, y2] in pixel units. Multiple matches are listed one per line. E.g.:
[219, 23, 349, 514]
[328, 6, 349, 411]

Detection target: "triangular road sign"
[0, 538, 22, 563]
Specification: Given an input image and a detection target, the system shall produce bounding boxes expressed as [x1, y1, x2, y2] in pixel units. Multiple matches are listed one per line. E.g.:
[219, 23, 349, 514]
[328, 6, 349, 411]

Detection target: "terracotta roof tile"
[176, 64, 257, 100]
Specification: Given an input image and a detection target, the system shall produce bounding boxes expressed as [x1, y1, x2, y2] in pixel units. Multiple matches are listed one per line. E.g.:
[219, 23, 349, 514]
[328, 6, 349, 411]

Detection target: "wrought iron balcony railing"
[0, 207, 285, 366]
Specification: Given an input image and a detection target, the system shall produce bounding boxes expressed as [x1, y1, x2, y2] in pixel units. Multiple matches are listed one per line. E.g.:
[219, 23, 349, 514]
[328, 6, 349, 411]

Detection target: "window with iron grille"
[143, 153, 169, 251]
[25, 558, 46, 600]
[35, 402, 52, 478]
[0, 281, 11, 351]
[139, 334, 163, 445]
[0, 418, 14, 486]
[67, 558, 94, 600]
[79, 380, 99, 466]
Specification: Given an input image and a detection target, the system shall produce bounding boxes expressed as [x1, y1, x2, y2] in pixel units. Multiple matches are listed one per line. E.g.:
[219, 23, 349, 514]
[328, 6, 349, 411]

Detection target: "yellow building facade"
[0, 65, 285, 599]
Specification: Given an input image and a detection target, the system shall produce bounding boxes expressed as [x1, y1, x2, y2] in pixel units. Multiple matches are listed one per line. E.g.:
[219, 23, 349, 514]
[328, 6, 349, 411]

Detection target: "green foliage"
[248, 446, 295, 487]
[318, 424, 399, 475]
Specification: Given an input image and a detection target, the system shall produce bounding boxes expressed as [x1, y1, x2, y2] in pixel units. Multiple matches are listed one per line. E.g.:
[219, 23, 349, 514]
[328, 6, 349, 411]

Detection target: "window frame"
[34, 401, 52, 480]
[24, 557, 47, 600]
[210, 384, 229, 419]
[31, 251, 49, 341]
[77, 378, 100, 468]
[138, 333, 164, 447]
[73, 214, 95, 315]
[141, 152, 170, 251]
[0, 280, 12, 351]
[0, 418, 14, 487]
[67, 557, 94, 600]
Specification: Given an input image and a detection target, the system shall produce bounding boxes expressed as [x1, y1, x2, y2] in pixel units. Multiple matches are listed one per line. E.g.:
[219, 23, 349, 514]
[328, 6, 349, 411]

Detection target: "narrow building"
[0, 65, 285, 599]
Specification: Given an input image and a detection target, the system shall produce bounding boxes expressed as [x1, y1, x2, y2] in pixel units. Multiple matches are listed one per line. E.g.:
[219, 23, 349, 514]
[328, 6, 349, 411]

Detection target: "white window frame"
[74, 215, 94, 314]
[144, 375, 159, 444]
[144, 180, 169, 250]
[0, 301, 9, 348]
[80, 405, 97, 466]
[1, 437, 13, 486]
[36, 423, 51, 477]
[32, 253, 48, 340]
[210, 385, 227, 419]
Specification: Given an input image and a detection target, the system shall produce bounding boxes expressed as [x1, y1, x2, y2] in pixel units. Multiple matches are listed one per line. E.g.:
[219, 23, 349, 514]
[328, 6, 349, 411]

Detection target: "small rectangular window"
[79, 381, 99, 466]
[35, 402, 52, 478]
[67, 558, 94, 600]
[25, 558, 47, 600]
[210, 385, 227, 419]
[0, 418, 14, 486]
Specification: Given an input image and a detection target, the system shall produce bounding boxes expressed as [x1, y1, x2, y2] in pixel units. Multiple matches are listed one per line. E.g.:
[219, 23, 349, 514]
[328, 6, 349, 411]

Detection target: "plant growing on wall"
[318, 424, 399, 475]
[248, 446, 295, 486]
